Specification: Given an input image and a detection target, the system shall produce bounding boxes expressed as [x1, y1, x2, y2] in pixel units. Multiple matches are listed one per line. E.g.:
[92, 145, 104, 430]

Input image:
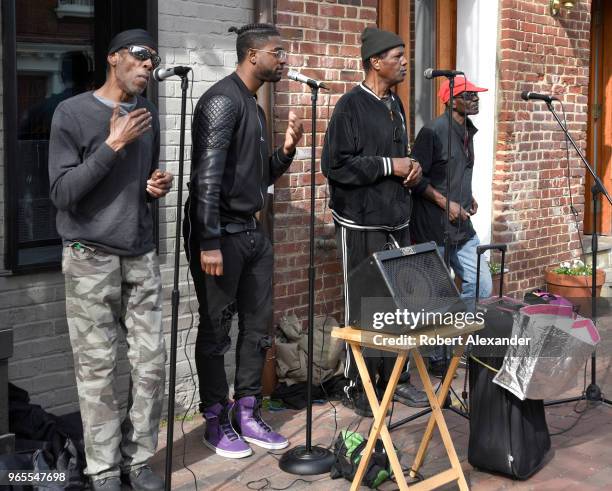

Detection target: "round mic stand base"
[586, 383, 603, 402]
[278, 86, 334, 477]
[279, 445, 336, 476]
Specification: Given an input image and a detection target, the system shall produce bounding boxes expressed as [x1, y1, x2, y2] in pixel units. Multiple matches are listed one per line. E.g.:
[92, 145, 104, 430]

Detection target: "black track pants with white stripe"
[335, 223, 410, 397]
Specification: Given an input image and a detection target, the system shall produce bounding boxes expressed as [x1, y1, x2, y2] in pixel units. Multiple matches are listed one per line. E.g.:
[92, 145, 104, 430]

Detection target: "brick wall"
[492, 0, 592, 295]
[272, 0, 378, 327]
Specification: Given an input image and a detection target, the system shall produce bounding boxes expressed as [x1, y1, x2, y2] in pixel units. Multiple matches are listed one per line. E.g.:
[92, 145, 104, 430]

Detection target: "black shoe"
[429, 361, 457, 379]
[342, 392, 392, 418]
[90, 476, 121, 491]
[394, 382, 429, 408]
[123, 465, 164, 491]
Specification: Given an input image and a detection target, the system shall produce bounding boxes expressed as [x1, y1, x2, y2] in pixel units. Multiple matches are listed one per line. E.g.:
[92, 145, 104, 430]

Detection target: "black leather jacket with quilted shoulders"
[188, 72, 294, 251]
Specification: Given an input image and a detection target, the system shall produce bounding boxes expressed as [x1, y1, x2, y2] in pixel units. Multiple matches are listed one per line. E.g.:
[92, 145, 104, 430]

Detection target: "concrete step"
[582, 235, 612, 268]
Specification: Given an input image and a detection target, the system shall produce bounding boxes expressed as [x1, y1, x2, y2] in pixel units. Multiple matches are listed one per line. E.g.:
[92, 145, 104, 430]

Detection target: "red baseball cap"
[438, 76, 487, 104]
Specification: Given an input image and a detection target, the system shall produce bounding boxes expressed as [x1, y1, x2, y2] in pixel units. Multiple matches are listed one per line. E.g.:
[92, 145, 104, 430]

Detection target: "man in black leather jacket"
[184, 24, 303, 459]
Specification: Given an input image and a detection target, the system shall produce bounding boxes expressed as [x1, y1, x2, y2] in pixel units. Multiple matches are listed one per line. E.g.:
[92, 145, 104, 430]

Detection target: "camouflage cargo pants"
[62, 244, 166, 479]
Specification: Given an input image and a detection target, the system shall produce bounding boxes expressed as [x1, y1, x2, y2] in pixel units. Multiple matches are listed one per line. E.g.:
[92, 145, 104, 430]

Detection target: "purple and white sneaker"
[234, 396, 289, 450]
[202, 402, 252, 459]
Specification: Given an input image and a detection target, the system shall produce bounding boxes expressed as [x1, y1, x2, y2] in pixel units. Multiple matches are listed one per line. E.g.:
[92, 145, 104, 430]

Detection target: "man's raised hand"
[106, 106, 152, 152]
[282, 110, 304, 156]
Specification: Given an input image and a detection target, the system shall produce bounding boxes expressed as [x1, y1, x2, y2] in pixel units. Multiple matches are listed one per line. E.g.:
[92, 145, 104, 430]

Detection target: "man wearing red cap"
[410, 76, 493, 375]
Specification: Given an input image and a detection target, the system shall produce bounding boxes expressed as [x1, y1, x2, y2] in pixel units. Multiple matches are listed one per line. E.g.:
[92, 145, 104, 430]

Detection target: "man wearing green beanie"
[322, 27, 429, 415]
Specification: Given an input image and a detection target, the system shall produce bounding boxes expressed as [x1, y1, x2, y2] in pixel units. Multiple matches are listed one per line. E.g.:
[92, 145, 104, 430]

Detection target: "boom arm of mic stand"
[545, 101, 612, 206]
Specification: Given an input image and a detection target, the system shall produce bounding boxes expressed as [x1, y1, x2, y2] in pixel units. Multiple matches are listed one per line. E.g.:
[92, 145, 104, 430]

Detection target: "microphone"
[424, 68, 464, 79]
[287, 70, 329, 90]
[520, 91, 559, 103]
[153, 66, 191, 81]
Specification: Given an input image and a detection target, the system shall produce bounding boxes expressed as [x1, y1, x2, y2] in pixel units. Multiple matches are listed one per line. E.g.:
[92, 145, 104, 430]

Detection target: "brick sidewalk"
[149, 359, 612, 491]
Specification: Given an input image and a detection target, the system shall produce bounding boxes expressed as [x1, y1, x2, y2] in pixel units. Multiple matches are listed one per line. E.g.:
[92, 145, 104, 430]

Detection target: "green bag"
[330, 429, 393, 489]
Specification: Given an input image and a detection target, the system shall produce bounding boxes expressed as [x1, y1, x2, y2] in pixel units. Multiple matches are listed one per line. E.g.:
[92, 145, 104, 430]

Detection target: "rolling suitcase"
[468, 244, 551, 479]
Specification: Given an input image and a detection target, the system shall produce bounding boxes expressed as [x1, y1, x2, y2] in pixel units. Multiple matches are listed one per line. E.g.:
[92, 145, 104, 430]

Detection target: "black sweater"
[410, 112, 477, 245]
[188, 72, 293, 250]
[321, 84, 412, 230]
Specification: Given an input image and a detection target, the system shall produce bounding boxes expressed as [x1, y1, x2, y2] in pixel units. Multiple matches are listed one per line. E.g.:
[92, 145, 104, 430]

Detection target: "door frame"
[378, 0, 457, 134]
[585, 0, 609, 235]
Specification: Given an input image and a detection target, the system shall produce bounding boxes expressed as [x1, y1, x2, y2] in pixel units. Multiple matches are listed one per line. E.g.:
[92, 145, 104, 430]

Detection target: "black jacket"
[410, 111, 477, 245]
[321, 84, 412, 230]
[188, 72, 293, 250]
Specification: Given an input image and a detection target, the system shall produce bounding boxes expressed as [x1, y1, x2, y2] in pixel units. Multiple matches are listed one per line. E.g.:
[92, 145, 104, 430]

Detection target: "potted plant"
[488, 262, 508, 297]
[544, 259, 605, 298]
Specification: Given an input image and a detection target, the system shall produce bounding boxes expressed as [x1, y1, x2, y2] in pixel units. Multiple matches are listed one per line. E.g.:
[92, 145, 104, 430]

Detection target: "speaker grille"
[380, 251, 458, 313]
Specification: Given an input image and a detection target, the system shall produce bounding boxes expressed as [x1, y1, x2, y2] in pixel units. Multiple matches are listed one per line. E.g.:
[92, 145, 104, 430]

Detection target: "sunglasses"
[123, 45, 161, 68]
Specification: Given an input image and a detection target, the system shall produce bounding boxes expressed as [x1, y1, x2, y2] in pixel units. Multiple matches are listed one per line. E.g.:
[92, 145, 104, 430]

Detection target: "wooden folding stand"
[331, 323, 482, 491]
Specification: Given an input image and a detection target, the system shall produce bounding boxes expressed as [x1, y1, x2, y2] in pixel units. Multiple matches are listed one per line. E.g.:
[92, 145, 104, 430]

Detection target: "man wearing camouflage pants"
[49, 29, 172, 491]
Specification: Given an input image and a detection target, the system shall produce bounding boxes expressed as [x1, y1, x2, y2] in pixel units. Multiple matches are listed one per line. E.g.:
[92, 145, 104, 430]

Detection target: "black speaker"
[348, 241, 464, 333]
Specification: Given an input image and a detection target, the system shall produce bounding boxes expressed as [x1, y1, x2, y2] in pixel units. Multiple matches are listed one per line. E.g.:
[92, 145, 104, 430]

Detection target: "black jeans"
[185, 219, 273, 411]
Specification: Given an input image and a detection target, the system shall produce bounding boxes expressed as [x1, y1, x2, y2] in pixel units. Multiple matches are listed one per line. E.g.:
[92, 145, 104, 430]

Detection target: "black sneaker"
[123, 465, 163, 491]
[342, 392, 392, 418]
[90, 476, 121, 491]
[394, 382, 429, 408]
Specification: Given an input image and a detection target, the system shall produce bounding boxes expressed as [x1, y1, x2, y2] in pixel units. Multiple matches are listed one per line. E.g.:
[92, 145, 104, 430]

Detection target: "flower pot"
[544, 269, 605, 298]
[490, 268, 509, 297]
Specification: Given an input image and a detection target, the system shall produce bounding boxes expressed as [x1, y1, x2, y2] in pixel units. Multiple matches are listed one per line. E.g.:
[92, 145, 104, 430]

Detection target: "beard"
[259, 66, 283, 83]
[126, 79, 147, 96]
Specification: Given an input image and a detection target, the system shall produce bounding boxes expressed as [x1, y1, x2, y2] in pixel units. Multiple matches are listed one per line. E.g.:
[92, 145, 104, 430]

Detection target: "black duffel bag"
[468, 302, 552, 479]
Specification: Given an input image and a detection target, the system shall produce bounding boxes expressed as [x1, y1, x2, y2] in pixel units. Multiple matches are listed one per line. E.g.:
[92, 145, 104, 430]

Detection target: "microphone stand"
[164, 73, 189, 490]
[440, 77, 469, 418]
[443, 77, 455, 267]
[389, 74, 469, 432]
[542, 101, 612, 408]
[279, 85, 335, 475]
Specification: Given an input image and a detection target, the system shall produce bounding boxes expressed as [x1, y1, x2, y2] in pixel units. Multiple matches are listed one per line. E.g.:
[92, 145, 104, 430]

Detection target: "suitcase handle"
[477, 243, 507, 254]
[476, 243, 507, 301]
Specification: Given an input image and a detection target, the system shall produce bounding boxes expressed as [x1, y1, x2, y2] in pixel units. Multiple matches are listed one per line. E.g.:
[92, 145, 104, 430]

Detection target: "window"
[2, 0, 156, 272]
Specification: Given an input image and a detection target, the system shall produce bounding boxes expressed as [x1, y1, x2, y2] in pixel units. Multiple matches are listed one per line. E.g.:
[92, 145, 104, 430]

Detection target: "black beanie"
[360, 27, 404, 61]
[107, 29, 158, 55]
